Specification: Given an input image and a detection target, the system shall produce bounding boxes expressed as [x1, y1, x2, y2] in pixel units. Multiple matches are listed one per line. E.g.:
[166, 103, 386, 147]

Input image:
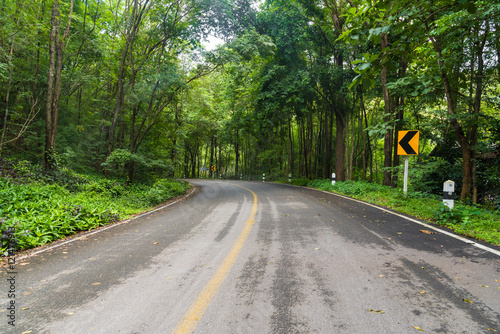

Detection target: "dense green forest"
[1, 0, 499, 209]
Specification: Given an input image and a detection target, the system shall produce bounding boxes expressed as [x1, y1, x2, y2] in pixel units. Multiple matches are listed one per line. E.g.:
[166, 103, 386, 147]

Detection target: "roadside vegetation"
[1, 1, 499, 256]
[305, 179, 500, 247]
[0, 159, 188, 255]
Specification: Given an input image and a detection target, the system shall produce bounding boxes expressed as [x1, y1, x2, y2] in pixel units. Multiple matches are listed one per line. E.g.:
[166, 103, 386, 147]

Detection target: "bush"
[145, 179, 189, 206]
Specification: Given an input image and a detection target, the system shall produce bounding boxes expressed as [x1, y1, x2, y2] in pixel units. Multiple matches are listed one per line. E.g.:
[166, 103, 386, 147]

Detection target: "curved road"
[2, 180, 500, 333]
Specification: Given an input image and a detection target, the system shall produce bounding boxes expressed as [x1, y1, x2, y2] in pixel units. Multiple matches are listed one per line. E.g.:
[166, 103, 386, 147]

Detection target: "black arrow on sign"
[399, 131, 418, 155]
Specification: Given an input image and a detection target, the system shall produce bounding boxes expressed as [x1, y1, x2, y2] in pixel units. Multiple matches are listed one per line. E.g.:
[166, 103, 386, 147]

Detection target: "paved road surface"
[2, 180, 500, 333]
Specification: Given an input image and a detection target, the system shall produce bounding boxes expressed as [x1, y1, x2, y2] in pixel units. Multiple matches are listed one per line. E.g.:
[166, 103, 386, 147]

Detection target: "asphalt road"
[1, 180, 500, 334]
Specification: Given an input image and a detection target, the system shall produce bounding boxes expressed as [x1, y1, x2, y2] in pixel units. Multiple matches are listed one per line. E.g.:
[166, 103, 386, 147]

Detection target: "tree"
[45, 0, 74, 169]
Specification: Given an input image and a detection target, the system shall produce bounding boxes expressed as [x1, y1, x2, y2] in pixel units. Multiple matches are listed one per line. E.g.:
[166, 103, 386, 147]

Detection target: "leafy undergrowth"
[0, 166, 189, 256]
[306, 179, 500, 246]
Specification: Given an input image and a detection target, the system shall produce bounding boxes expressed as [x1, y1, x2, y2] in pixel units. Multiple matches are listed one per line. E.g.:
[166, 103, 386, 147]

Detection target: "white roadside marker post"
[263, 173, 265, 182]
[288, 174, 292, 183]
[403, 156, 409, 196]
[443, 180, 455, 210]
[332, 173, 336, 186]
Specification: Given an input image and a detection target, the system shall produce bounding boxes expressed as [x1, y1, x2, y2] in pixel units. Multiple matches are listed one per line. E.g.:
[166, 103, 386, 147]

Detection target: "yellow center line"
[171, 184, 258, 334]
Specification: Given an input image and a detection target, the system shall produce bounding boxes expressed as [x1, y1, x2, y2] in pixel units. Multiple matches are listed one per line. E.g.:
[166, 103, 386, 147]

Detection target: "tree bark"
[335, 105, 346, 182]
[235, 129, 239, 178]
[44, 0, 73, 170]
[432, 34, 483, 200]
[380, 32, 394, 187]
[44, 0, 60, 169]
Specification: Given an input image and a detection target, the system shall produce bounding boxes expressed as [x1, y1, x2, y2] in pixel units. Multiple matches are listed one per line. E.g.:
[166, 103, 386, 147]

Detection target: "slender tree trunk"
[0, 35, 15, 156]
[44, 0, 73, 169]
[307, 110, 313, 178]
[391, 97, 404, 187]
[344, 110, 349, 180]
[335, 105, 346, 182]
[235, 130, 239, 178]
[432, 34, 482, 200]
[209, 137, 215, 177]
[381, 33, 394, 186]
[334, 51, 346, 182]
[360, 89, 368, 181]
[44, 0, 60, 169]
[349, 109, 355, 180]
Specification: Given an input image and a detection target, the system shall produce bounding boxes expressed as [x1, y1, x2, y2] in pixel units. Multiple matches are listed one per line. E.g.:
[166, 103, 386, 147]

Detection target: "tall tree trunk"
[334, 52, 346, 182]
[44, 0, 73, 170]
[344, 109, 349, 180]
[335, 105, 346, 182]
[235, 130, 239, 178]
[0, 33, 16, 156]
[326, 103, 333, 179]
[432, 33, 483, 200]
[107, 0, 145, 156]
[381, 33, 394, 186]
[391, 97, 404, 187]
[44, 0, 60, 169]
[391, 57, 407, 187]
[360, 89, 368, 181]
[209, 137, 215, 177]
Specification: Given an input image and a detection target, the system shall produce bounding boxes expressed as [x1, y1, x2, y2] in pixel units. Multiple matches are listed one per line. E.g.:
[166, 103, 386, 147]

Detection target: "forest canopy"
[1, 0, 499, 208]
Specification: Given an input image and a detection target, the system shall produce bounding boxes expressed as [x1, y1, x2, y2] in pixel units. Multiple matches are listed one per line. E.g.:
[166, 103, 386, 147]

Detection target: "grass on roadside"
[306, 179, 500, 246]
[0, 168, 189, 255]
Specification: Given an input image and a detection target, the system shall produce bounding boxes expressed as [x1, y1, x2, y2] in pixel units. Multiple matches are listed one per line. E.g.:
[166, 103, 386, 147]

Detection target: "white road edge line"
[285, 183, 500, 257]
[16, 186, 197, 261]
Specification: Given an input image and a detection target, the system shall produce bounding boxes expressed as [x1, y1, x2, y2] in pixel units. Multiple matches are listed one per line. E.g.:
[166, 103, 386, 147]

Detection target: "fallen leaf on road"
[153, 242, 158, 245]
[379, 275, 384, 278]
[91, 282, 101, 285]
[368, 309, 385, 314]
[487, 328, 496, 331]
[463, 299, 473, 303]
[479, 285, 489, 287]
[67, 312, 75, 315]
[420, 230, 435, 234]
[413, 326, 424, 331]
[21, 331, 32, 334]
[420, 291, 425, 294]
[21, 307, 29, 310]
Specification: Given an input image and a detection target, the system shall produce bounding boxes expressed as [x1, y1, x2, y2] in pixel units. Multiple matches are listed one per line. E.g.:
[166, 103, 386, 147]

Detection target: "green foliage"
[0, 170, 189, 255]
[101, 149, 174, 180]
[144, 179, 189, 206]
